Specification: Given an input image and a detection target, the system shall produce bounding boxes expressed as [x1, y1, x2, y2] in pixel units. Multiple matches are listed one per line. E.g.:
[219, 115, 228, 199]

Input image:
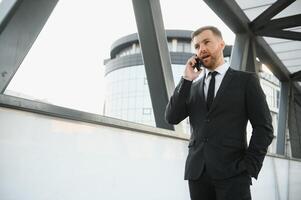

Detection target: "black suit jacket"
[165, 68, 274, 180]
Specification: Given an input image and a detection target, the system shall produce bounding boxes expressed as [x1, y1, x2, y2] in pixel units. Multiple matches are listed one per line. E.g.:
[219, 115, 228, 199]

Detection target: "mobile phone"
[193, 57, 203, 71]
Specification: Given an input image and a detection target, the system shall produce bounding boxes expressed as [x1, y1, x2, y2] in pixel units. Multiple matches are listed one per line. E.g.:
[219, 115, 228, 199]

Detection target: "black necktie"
[206, 71, 218, 110]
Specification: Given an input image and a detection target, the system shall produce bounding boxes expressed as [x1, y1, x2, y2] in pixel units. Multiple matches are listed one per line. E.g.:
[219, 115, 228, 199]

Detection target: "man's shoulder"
[229, 68, 257, 79]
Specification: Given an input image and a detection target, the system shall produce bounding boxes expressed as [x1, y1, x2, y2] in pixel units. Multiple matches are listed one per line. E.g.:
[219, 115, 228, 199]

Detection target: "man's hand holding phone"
[183, 55, 203, 81]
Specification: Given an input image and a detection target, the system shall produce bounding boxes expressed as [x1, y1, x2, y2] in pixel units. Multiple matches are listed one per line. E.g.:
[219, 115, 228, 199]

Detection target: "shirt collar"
[205, 61, 230, 79]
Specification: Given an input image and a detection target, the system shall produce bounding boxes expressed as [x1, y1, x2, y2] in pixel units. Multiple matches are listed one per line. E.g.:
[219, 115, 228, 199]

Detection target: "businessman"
[165, 26, 274, 200]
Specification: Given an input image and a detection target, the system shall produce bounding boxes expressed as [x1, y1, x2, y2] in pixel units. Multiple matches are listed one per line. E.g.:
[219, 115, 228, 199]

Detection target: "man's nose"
[198, 45, 206, 54]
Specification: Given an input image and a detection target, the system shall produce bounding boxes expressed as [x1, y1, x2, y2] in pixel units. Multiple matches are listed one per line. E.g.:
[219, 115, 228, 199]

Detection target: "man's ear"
[220, 40, 225, 50]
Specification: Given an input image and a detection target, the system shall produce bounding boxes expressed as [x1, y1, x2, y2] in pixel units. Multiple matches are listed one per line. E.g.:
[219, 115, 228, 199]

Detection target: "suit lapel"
[197, 76, 207, 110]
[207, 68, 234, 115]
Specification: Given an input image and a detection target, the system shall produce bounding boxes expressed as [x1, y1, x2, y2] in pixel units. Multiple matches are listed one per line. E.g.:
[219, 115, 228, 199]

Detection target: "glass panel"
[5, 0, 137, 115]
[104, 65, 156, 127]
[263, 37, 301, 72]
[282, 58, 301, 67]
[243, 5, 270, 21]
[277, 50, 301, 60]
[273, 0, 301, 19]
[269, 41, 301, 53]
[263, 37, 291, 45]
[285, 26, 301, 33]
[235, 0, 276, 10]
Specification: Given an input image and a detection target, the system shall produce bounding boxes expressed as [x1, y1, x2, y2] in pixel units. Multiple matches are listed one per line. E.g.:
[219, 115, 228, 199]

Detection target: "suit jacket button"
[205, 119, 210, 123]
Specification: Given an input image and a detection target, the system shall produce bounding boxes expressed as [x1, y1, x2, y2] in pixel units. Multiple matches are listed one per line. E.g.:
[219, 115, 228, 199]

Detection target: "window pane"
[5, 0, 137, 114]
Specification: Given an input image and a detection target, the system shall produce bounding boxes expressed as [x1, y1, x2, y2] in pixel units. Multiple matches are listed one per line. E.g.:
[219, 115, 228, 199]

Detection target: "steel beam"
[276, 81, 290, 155]
[230, 34, 249, 70]
[203, 0, 250, 34]
[257, 30, 301, 41]
[132, 0, 175, 130]
[291, 71, 301, 81]
[204, 0, 291, 81]
[0, 0, 59, 93]
[250, 0, 296, 31]
[0, 0, 20, 34]
[0, 94, 189, 140]
[230, 34, 258, 72]
[256, 14, 301, 31]
[246, 38, 258, 73]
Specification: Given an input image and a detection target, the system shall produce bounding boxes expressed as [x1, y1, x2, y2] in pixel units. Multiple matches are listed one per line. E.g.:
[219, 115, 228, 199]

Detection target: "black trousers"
[188, 168, 252, 200]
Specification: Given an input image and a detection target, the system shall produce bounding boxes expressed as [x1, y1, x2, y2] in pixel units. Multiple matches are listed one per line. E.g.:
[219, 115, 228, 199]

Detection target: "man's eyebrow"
[194, 38, 211, 48]
[201, 38, 210, 43]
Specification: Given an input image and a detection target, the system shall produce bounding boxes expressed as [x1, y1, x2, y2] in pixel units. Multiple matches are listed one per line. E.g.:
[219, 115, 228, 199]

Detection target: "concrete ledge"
[0, 94, 189, 141]
[1, 94, 300, 162]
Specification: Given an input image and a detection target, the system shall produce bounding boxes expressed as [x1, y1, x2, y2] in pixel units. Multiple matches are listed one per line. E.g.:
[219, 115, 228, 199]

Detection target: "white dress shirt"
[204, 62, 230, 99]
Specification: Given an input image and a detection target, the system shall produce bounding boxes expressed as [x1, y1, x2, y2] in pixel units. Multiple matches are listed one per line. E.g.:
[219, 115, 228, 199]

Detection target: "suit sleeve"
[242, 73, 274, 179]
[165, 77, 192, 124]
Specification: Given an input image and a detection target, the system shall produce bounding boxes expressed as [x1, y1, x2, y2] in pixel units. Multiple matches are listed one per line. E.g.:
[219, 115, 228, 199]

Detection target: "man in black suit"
[165, 26, 274, 200]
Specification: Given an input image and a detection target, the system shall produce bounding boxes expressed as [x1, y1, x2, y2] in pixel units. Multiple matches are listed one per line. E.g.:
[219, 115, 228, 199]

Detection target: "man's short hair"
[191, 26, 223, 40]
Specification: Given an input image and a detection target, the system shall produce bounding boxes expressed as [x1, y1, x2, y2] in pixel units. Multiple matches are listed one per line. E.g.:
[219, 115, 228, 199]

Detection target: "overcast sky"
[6, 0, 236, 114]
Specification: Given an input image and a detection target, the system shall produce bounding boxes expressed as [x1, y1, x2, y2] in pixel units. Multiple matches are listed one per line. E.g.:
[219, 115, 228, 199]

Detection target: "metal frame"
[204, 0, 293, 81]
[250, 0, 296, 31]
[276, 82, 290, 155]
[230, 33, 250, 70]
[0, 94, 189, 140]
[0, 0, 59, 93]
[254, 14, 301, 32]
[204, 0, 301, 157]
[0, 0, 183, 138]
[230, 34, 258, 72]
[257, 30, 301, 41]
[0, 0, 299, 147]
[291, 71, 301, 81]
[0, 0, 20, 34]
[132, 0, 175, 130]
[255, 37, 291, 81]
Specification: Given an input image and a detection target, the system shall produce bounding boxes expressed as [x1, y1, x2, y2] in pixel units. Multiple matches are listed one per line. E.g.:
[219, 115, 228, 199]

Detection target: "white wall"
[0, 107, 300, 200]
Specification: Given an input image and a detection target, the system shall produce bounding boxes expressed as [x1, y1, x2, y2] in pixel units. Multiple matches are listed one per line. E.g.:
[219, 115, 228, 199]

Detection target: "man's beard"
[203, 56, 216, 69]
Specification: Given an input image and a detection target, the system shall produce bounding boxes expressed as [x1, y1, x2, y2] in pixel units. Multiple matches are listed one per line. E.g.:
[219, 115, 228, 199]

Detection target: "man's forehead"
[196, 30, 213, 37]
[193, 35, 211, 43]
[193, 31, 220, 43]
